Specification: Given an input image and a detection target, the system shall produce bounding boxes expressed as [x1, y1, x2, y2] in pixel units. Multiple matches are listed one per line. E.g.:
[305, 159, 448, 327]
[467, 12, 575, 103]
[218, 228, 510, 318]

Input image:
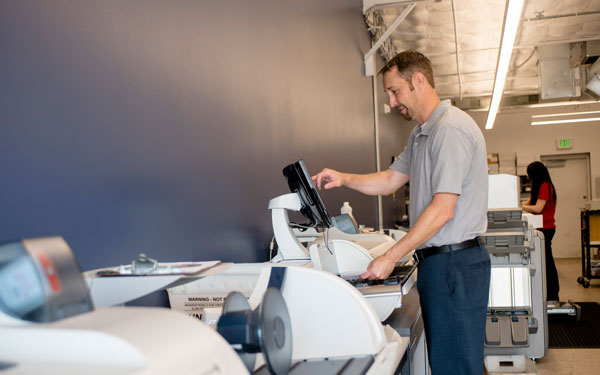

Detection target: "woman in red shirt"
[522, 161, 559, 302]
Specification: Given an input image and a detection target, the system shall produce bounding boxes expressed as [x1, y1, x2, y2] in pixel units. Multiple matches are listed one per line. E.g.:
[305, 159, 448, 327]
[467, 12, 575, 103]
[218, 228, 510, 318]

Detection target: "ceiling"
[364, 0, 600, 109]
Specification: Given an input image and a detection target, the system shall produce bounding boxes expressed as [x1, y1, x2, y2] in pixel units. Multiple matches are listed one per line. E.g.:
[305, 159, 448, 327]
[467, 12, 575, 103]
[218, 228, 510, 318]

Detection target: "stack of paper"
[498, 152, 516, 175]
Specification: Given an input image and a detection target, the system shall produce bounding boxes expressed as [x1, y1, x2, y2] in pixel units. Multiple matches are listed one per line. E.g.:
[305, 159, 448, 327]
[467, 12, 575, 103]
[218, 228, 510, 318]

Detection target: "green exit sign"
[557, 137, 572, 149]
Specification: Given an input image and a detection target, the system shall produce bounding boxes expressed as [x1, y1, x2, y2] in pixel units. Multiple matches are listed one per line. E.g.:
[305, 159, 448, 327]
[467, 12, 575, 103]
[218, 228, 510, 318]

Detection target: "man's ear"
[412, 72, 425, 89]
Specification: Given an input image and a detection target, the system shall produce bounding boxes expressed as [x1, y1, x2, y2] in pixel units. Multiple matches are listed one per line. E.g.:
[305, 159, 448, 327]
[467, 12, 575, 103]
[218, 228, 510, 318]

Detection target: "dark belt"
[413, 237, 482, 264]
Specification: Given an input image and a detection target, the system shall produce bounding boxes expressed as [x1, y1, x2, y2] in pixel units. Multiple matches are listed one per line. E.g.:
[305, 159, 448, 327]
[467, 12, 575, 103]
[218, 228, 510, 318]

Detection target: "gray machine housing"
[482, 209, 548, 359]
[0, 237, 94, 323]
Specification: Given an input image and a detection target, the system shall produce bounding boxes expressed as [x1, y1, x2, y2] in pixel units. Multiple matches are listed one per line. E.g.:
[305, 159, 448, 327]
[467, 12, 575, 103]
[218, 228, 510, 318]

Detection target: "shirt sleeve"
[538, 182, 550, 200]
[389, 132, 415, 174]
[429, 125, 473, 196]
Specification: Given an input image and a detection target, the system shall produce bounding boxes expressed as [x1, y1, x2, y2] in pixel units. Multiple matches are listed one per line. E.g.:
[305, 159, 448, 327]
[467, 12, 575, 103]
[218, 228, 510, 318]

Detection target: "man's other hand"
[312, 168, 346, 190]
[360, 253, 396, 280]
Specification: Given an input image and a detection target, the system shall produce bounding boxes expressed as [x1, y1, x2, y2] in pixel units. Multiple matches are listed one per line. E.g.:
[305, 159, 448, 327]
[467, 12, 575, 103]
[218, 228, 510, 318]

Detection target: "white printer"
[168, 262, 409, 374]
[266, 160, 415, 321]
[167, 160, 414, 373]
[0, 237, 248, 375]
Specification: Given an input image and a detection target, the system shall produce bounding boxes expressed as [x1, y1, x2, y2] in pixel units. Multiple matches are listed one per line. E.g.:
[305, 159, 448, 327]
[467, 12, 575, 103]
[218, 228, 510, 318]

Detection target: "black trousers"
[540, 228, 560, 301]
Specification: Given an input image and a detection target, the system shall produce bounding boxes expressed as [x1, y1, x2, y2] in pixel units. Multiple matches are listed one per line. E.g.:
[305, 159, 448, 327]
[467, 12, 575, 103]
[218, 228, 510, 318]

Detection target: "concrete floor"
[534, 258, 600, 375]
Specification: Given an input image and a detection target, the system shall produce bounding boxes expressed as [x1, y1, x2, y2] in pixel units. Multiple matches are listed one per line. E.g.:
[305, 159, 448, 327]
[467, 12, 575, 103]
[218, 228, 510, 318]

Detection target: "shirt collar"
[418, 99, 451, 136]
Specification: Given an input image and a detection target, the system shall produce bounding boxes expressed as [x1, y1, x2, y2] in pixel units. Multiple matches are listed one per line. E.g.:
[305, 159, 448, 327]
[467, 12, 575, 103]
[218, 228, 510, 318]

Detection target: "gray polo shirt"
[390, 99, 488, 248]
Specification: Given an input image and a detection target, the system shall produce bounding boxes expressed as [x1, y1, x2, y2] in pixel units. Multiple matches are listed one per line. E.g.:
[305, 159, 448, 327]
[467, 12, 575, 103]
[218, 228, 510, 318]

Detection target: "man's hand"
[360, 253, 396, 280]
[312, 168, 346, 190]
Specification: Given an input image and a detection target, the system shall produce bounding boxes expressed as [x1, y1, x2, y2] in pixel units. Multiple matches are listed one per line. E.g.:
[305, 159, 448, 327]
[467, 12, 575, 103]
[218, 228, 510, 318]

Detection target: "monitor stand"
[268, 193, 311, 262]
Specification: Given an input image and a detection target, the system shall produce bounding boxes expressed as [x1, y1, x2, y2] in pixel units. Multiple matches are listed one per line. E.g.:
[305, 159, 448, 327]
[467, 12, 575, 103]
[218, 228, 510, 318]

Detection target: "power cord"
[272, 222, 333, 257]
[323, 227, 333, 255]
[269, 236, 276, 260]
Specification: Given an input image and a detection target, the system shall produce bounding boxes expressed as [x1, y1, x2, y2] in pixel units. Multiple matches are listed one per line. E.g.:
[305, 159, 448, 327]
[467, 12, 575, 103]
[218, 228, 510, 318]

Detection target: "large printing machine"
[168, 160, 425, 374]
[0, 237, 250, 374]
[482, 174, 553, 373]
[482, 208, 547, 373]
[0, 236, 407, 375]
[1, 160, 421, 374]
[271, 160, 427, 374]
[4, 166, 561, 375]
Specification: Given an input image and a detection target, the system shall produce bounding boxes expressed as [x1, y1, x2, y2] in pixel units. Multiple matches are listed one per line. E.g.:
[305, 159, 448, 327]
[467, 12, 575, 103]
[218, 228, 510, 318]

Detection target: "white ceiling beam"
[516, 36, 600, 49]
[395, 37, 600, 59]
[450, 0, 462, 99]
[364, 3, 416, 76]
[435, 75, 538, 87]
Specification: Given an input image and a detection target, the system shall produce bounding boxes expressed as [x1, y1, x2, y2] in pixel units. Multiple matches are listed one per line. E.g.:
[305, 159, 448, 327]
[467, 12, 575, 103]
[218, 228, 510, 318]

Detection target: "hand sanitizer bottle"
[341, 202, 353, 217]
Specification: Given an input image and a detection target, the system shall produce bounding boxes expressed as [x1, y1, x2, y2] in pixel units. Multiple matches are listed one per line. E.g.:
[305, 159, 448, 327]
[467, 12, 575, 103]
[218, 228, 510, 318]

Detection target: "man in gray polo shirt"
[313, 51, 490, 375]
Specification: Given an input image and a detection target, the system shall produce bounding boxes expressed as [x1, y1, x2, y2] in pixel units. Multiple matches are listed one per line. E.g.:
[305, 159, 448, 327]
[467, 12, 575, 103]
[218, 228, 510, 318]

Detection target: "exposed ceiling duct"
[363, 0, 600, 110]
[537, 43, 577, 100]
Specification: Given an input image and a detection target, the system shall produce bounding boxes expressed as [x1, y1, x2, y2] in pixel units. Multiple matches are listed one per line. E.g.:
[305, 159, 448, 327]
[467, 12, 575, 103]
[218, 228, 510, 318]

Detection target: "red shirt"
[537, 182, 556, 229]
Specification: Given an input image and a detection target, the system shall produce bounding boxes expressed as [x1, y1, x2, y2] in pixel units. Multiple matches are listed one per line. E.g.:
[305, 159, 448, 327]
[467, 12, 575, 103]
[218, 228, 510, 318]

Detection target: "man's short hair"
[379, 51, 435, 89]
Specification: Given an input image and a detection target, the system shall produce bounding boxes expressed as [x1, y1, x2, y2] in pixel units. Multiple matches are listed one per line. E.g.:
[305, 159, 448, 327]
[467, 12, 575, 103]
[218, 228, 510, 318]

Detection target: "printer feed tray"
[481, 232, 531, 254]
[488, 209, 522, 222]
[486, 210, 528, 231]
[344, 263, 416, 292]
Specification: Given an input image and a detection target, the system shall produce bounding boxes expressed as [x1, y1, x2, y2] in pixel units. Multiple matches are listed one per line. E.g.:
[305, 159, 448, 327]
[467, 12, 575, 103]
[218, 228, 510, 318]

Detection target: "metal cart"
[578, 209, 600, 288]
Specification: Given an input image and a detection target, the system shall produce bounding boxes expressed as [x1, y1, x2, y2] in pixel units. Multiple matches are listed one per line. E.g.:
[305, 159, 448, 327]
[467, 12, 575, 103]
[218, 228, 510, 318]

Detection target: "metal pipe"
[451, 0, 463, 100]
[436, 68, 537, 79]
[521, 9, 600, 22]
[438, 89, 539, 100]
[435, 74, 538, 86]
[370, 56, 384, 231]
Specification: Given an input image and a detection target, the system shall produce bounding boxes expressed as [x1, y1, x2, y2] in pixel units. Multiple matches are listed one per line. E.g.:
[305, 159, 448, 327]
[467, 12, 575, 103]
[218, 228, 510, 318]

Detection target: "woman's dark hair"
[527, 161, 557, 204]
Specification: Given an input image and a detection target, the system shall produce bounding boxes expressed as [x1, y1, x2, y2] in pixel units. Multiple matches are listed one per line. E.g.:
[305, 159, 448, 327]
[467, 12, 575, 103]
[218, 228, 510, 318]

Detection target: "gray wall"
[0, 0, 382, 304]
[375, 70, 414, 228]
[371, 56, 415, 228]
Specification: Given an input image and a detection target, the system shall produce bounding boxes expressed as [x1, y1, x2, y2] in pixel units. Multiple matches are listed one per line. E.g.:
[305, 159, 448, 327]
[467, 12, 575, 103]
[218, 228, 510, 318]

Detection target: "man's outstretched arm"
[312, 168, 408, 196]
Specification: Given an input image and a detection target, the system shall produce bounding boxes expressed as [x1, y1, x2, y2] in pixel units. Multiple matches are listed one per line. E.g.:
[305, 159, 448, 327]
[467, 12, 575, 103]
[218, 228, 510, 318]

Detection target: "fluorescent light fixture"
[484, 0, 525, 130]
[532, 117, 600, 126]
[532, 110, 600, 118]
[469, 99, 600, 112]
[530, 110, 600, 125]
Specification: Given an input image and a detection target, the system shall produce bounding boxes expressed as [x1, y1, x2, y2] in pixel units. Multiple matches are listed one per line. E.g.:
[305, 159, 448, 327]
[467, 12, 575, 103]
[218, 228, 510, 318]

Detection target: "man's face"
[383, 67, 417, 121]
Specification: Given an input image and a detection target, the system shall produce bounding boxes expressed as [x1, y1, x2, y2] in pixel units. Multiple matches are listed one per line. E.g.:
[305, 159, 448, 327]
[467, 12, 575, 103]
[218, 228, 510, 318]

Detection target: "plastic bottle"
[341, 202, 361, 233]
[340, 201, 353, 217]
